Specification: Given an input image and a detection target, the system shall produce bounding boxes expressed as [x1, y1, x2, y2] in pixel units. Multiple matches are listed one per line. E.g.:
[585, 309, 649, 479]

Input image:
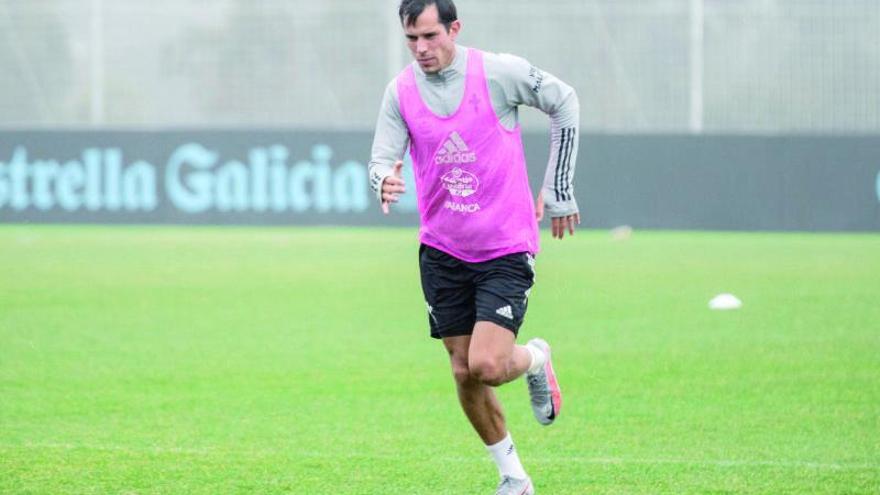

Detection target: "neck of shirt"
[416, 44, 468, 82]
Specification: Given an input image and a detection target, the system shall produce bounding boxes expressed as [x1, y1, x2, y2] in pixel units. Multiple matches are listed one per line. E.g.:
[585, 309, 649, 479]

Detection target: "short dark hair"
[399, 0, 458, 30]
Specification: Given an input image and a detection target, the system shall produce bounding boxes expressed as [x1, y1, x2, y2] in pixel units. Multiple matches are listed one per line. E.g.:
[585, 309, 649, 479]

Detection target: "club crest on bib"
[441, 167, 479, 198]
[434, 131, 477, 165]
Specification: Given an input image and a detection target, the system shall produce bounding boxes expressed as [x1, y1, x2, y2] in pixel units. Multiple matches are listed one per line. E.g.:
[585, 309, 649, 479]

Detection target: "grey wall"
[569, 135, 880, 231]
[1, 131, 878, 231]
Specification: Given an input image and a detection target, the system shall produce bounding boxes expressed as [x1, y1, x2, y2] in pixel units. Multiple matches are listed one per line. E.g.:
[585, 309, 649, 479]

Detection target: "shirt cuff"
[541, 191, 579, 217]
[369, 167, 393, 202]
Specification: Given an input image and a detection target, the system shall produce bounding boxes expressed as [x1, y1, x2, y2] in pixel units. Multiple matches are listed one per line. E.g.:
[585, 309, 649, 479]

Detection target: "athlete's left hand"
[536, 190, 580, 239]
[551, 213, 580, 239]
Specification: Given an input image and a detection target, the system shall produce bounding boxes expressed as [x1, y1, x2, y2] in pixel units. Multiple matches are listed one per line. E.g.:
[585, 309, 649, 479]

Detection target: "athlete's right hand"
[381, 160, 405, 215]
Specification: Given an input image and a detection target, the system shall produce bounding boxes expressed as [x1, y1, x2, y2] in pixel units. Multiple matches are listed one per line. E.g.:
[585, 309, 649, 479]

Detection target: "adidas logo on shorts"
[434, 131, 477, 165]
[496, 305, 514, 319]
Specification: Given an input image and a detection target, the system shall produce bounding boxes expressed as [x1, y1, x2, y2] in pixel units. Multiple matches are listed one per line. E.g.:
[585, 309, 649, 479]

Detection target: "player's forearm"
[369, 82, 409, 201]
[541, 91, 580, 217]
[368, 160, 395, 201]
[369, 137, 408, 201]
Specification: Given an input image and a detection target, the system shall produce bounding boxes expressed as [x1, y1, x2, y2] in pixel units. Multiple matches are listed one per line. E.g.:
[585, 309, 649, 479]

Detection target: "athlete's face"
[403, 4, 460, 74]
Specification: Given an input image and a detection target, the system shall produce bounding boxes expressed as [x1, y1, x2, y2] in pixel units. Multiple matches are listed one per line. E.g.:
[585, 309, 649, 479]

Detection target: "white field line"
[2, 442, 878, 471]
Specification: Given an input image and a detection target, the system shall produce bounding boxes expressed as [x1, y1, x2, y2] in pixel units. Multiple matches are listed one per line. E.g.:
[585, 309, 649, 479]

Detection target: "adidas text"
[435, 151, 477, 165]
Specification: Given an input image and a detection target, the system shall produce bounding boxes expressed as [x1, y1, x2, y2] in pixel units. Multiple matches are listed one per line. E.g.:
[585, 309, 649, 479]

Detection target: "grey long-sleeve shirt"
[369, 44, 580, 217]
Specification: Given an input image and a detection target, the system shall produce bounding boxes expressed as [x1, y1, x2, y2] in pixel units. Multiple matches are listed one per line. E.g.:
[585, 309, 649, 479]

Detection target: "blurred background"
[0, 0, 878, 230]
[2, 0, 879, 133]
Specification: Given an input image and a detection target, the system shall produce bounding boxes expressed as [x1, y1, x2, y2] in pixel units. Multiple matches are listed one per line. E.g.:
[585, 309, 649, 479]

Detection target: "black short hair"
[399, 0, 458, 30]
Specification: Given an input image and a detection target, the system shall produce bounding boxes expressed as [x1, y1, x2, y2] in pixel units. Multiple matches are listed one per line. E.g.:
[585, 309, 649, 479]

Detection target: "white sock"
[525, 343, 546, 375]
[486, 432, 528, 479]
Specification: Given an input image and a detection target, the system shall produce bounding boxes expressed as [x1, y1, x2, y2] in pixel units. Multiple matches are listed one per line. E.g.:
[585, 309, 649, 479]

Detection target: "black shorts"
[418, 244, 536, 339]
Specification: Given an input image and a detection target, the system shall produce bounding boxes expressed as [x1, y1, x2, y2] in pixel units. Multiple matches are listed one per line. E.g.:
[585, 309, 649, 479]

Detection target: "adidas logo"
[434, 131, 477, 165]
[496, 305, 513, 319]
[506, 444, 515, 455]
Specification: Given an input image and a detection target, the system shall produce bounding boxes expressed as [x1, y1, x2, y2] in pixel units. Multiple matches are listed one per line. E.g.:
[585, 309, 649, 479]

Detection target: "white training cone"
[709, 293, 742, 310]
[610, 225, 633, 241]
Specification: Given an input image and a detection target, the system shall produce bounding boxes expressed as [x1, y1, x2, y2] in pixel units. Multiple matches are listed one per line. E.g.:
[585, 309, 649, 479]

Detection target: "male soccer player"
[369, 1, 579, 493]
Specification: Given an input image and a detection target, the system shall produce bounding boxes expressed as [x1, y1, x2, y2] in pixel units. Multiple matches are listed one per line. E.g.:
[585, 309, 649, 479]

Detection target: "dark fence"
[1, 131, 878, 231]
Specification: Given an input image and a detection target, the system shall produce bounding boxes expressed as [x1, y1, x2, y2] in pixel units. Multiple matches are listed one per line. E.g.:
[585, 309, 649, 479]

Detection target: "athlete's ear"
[448, 20, 461, 40]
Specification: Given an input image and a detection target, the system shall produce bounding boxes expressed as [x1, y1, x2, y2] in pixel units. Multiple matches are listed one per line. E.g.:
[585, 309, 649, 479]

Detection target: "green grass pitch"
[1, 226, 878, 494]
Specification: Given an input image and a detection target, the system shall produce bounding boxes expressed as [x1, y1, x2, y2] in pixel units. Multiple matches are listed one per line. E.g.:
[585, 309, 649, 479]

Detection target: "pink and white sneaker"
[525, 338, 562, 425]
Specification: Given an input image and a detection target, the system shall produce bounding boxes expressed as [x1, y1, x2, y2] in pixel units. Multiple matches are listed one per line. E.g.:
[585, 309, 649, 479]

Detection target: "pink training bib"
[397, 49, 539, 262]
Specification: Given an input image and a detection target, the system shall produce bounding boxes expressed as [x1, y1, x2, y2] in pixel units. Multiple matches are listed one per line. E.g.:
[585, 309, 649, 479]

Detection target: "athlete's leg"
[445, 328, 534, 489]
[467, 318, 561, 427]
[442, 323, 541, 437]
[443, 334, 507, 444]
[467, 321, 534, 387]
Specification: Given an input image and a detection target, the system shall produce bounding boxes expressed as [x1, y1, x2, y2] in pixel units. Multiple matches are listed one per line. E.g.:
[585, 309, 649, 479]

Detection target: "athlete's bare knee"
[444, 336, 472, 385]
[469, 357, 506, 386]
[448, 348, 474, 386]
[451, 362, 473, 385]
